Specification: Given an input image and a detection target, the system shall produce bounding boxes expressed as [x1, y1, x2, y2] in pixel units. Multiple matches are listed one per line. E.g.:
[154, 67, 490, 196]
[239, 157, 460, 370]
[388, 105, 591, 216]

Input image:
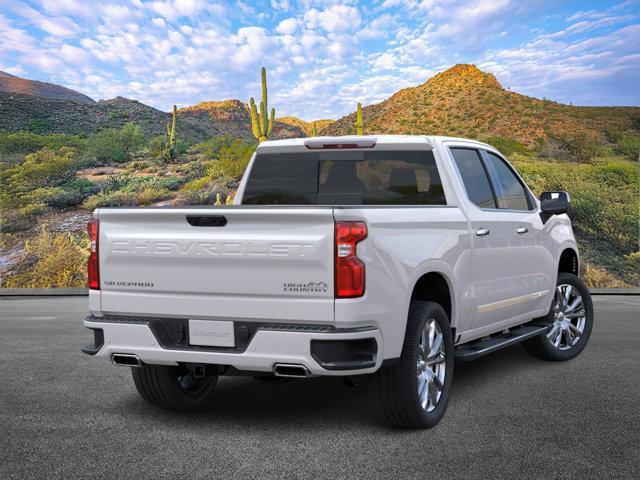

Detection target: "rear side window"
[482, 152, 531, 210]
[242, 150, 446, 205]
[450, 148, 496, 208]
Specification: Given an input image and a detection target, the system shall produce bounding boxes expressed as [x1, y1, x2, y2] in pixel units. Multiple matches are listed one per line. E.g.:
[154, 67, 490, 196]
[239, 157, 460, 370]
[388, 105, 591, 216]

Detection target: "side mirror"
[540, 191, 569, 215]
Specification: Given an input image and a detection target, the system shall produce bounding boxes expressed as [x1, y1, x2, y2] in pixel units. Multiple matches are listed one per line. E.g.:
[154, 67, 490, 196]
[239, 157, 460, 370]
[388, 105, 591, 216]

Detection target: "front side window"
[242, 150, 446, 205]
[483, 152, 531, 210]
[449, 148, 496, 208]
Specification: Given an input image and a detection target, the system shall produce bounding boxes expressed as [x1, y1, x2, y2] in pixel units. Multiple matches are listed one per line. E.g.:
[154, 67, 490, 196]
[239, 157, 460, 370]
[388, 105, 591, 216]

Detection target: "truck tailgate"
[96, 207, 335, 323]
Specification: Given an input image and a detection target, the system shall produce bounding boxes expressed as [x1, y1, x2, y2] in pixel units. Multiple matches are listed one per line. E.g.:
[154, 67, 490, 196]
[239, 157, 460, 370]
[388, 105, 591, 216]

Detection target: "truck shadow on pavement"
[116, 344, 546, 429]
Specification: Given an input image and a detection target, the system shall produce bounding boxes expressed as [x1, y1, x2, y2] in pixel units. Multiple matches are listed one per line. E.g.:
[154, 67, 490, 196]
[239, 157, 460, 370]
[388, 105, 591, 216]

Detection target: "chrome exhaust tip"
[273, 363, 310, 378]
[111, 353, 142, 367]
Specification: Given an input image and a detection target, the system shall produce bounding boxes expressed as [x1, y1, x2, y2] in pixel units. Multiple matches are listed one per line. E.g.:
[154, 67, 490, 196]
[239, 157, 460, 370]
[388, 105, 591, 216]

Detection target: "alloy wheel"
[547, 284, 586, 351]
[417, 318, 446, 412]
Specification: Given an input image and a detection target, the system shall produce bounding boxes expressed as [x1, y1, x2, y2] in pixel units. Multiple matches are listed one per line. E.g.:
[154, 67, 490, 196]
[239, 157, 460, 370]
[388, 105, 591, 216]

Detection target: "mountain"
[0, 78, 303, 142]
[0, 71, 94, 104]
[322, 64, 639, 147]
[276, 116, 334, 136]
[179, 100, 303, 140]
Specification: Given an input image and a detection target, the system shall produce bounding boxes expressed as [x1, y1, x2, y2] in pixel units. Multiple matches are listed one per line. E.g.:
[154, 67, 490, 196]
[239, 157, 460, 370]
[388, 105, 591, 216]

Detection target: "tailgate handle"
[187, 215, 227, 227]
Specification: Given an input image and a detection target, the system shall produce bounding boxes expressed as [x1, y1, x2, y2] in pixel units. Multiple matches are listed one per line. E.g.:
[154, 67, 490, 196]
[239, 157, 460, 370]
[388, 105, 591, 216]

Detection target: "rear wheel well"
[411, 272, 452, 322]
[558, 249, 579, 276]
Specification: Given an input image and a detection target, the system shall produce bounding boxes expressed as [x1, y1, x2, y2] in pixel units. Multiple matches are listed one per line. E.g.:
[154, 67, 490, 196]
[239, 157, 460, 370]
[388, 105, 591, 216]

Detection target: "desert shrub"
[551, 132, 603, 162]
[581, 263, 629, 289]
[514, 158, 638, 286]
[148, 135, 167, 157]
[30, 179, 98, 209]
[215, 144, 254, 178]
[148, 135, 189, 162]
[174, 186, 228, 206]
[0, 203, 48, 233]
[88, 123, 144, 163]
[0, 131, 87, 154]
[614, 133, 640, 160]
[82, 187, 172, 210]
[2, 227, 88, 288]
[192, 136, 255, 165]
[481, 135, 530, 156]
[102, 173, 134, 192]
[156, 176, 185, 191]
[0, 147, 80, 208]
[26, 117, 54, 134]
[125, 160, 152, 171]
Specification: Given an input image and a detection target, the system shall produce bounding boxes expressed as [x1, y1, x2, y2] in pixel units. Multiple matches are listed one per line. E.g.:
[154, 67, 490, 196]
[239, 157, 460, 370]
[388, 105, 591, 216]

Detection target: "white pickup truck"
[83, 135, 593, 429]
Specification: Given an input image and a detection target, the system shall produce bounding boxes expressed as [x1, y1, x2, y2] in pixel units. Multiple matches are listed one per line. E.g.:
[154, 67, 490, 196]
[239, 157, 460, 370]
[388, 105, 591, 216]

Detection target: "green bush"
[0, 147, 81, 208]
[192, 136, 256, 162]
[0, 131, 87, 154]
[30, 179, 98, 209]
[514, 158, 639, 285]
[174, 186, 224, 206]
[614, 133, 640, 160]
[27, 117, 54, 134]
[0, 203, 47, 233]
[554, 132, 603, 162]
[82, 187, 172, 210]
[481, 136, 531, 156]
[88, 123, 144, 162]
[148, 135, 166, 157]
[1, 227, 89, 288]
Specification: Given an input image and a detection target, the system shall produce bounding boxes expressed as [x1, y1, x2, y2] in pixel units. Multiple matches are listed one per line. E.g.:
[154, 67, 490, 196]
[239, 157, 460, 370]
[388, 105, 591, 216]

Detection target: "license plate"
[188, 320, 235, 347]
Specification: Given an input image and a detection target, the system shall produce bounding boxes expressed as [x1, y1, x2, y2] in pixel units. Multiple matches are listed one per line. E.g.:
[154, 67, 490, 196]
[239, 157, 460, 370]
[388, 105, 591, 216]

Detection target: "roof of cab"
[256, 135, 495, 153]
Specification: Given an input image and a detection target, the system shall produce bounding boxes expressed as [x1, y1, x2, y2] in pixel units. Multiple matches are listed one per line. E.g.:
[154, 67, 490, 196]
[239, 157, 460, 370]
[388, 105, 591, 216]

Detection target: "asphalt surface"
[1, 296, 638, 480]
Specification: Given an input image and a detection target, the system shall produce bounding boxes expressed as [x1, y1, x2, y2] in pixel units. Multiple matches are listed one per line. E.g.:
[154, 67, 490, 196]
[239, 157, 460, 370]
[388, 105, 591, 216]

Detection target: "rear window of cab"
[242, 150, 446, 205]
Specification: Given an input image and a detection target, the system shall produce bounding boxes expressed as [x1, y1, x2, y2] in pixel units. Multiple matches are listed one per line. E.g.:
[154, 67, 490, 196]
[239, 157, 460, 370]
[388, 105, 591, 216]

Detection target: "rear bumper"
[83, 316, 382, 376]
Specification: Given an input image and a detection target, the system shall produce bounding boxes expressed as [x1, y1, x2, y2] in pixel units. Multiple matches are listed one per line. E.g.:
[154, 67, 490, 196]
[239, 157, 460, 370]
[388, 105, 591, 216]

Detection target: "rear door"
[448, 146, 551, 331]
[97, 207, 335, 323]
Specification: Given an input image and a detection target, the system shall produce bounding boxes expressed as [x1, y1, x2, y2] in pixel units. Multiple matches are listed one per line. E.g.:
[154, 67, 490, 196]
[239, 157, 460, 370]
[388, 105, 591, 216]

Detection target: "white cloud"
[152, 17, 166, 28]
[9, 3, 80, 37]
[372, 52, 397, 70]
[304, 5, 361, 33]
[271, 0, 291, 11]
[358, 13, 396, 39]
[276, 17, 298, 35]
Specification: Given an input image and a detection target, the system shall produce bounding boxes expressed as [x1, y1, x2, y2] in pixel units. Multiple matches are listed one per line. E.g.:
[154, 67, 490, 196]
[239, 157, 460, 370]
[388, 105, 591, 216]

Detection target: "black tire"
[523, 272, 593, 361]
[131, 364, 218, 410]
[371, 301, 454, 429]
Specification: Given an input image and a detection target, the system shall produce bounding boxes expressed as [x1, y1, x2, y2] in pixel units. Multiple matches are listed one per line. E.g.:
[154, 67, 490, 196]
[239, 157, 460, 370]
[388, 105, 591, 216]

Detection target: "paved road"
[1, 296, 638, 479]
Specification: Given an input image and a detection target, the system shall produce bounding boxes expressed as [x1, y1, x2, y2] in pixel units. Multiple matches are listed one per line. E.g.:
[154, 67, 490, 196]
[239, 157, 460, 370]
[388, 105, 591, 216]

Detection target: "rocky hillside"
[323, 64, 640, 147]
[276, 116, 334, 136]
[0, 74, 303, 142]
[179, 100, 303, 140]
[0, 71, 94, 104]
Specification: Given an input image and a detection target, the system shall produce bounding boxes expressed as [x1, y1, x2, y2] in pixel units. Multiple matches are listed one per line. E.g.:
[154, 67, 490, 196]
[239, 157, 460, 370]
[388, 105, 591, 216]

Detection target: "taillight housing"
[87, 219, 100, 290]
[335, 221, 367, 298]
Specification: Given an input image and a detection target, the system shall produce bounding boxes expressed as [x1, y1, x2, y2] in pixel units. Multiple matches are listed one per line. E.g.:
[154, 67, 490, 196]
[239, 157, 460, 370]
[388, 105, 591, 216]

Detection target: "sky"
[0, 0, 638, 120]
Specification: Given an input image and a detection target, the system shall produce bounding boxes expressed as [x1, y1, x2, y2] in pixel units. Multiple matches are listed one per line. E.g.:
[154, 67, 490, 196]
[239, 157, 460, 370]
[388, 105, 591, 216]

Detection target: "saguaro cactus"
[311, 122, 317, 137]
[249, 67, 275, 142]
[355, 102, 363, 135]
[165, 104, 177, 161]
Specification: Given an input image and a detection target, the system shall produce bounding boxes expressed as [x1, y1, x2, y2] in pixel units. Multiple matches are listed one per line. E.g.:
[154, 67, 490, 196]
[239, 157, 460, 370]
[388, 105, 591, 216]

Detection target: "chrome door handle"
[516, 227, 528, 234]
[475, 228, 490, 237]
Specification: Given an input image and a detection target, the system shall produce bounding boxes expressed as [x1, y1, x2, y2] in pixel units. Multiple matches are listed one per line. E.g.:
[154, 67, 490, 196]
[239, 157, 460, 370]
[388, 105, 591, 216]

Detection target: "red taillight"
[87, 219, 100, 290]
[335, 221, 367, 298]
